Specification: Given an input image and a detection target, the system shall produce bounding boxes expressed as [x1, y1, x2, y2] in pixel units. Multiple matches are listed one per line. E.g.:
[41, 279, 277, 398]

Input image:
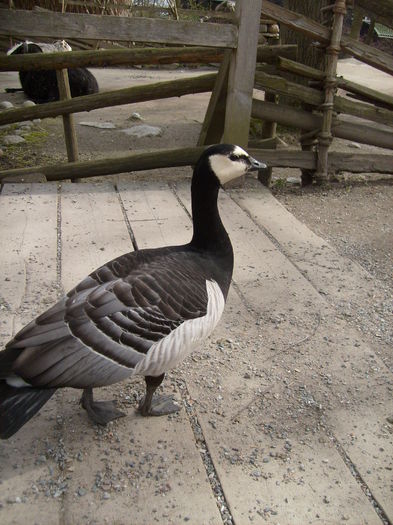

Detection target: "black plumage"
[0, 144, 266, 438]
[8, 41, 98, 104]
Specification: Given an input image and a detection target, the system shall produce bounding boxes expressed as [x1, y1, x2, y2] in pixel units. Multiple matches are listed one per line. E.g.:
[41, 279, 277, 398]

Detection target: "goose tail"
[0, 381, 56, 439]
[0, 348, 56, 439]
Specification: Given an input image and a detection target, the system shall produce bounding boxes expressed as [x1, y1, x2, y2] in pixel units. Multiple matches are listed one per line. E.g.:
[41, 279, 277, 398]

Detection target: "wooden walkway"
[0, 180, 392, 525]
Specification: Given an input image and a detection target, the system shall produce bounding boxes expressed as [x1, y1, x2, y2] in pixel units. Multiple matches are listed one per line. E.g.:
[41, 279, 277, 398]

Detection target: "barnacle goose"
[0, 144, 266, 439]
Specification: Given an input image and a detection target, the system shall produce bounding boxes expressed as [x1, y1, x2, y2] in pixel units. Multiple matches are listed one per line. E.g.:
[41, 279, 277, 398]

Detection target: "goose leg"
[81, 387, 125, 425]
[138, 374, 180, 417]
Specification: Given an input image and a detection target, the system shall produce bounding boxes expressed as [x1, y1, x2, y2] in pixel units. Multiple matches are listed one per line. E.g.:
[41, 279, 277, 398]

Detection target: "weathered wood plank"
[0, 147, 205, 182]
[0, 9, 238, 48]
[175, 181, 385, 524]
[278, 57, 393, 111]
[0, 45, 297, 72]
[261, 0, 393, 76]
[0, 74, 216, 126]
[328, 152, 393, 173]
[252, 99, 393, 150]
[0, 183, 62, 523]
[56, 69, 79, 168]
[255, 71, 393, 128]
[231, 185, 393, 522]
[198, 50, 230, 146]
[223, 0, 263, 147]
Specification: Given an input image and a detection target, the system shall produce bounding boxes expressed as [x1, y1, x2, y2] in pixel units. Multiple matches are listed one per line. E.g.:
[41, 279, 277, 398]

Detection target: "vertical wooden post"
[197, 50, 231, 146]
[315, 0, 346, 183]
[56, 69, 80, 181]
[223, 0, 263, 147]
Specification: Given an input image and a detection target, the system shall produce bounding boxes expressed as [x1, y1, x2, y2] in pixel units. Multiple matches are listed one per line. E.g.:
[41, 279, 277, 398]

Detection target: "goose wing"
[6, 249, 213, 389]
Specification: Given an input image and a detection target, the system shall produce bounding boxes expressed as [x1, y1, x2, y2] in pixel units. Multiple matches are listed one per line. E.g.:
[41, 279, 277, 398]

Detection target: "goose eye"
[229, 154, 238, 161]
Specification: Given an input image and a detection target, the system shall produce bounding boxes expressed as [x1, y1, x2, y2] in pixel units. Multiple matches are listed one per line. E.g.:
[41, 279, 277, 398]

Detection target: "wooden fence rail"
[0, 9, 238, 48]
[0, 45, 298, 71]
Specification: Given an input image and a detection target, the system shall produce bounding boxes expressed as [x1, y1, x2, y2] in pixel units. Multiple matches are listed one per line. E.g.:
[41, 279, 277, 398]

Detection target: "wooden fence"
[0, 0, 392, 185]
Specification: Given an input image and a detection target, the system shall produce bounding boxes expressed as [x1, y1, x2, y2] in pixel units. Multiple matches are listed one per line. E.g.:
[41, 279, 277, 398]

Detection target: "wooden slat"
[231, 185, 393, 522]
[252, 99, 393, 150]
[0, 45, 298, 72]
[174, 181, 385, 524]
[0, 73, 216, 126]
[223, 0, 263, 147]
[198, 50, 231, 146]
[278, 57, 393, 111]
[0, 183, 61, 523]
[0, 147, 205, 183]
[0, 9, 238, 48]
[56, 69, 79, 168]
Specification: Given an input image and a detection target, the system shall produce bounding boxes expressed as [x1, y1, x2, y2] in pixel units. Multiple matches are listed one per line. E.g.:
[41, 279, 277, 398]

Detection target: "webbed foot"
[81, 388, 125, 425]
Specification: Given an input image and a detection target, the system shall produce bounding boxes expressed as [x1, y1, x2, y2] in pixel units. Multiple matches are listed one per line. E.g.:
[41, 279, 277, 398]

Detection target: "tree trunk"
[281, 0, 331, 72]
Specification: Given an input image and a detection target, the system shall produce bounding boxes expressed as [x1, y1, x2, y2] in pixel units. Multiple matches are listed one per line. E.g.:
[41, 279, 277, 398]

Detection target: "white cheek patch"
[209, 154, 247, 185]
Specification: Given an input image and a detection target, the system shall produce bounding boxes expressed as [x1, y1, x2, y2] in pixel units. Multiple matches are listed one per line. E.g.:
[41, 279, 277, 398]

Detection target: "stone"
[0, 101, 13, 110]
[2, 135, 26, 145]
[79, 121, 116, 129]
[121, 125, 162, 138]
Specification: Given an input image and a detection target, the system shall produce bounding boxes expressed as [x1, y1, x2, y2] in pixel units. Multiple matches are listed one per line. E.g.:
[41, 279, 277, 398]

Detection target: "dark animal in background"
[7, 41, 99, 104]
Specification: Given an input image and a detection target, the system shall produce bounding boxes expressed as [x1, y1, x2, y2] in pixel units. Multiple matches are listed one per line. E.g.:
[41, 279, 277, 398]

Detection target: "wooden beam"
[260, 0, 393, 76]
[252, 99, 393, 150]
[223, 0, 263, 147]
[56, 69, 79, 170]
[278, 57, 393, 111]
[0, 147, 206, 182]
[0, 9, 238, 48]
[254, 71, 393, 128]
[0, 73, 216, 126]
[197, 50, 230, 146]
[0, 45, 298, 72]
[328, 153, 393, 173]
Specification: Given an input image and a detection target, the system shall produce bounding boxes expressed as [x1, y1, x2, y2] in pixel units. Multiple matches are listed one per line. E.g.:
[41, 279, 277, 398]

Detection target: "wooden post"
[56, 68, 80, 182]
[315, 0, 346, 183]
[197, 50, 231, 146]
[258, 39, 279, 187]
[223, 0, 263, 147]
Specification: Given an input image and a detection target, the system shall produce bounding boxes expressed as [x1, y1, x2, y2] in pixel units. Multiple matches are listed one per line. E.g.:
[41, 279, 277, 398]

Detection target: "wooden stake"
[223, 0, 263, 147]
[197, 50, 231, 146]
[56, 69, 80, 182]
[315, 0, 346, 183]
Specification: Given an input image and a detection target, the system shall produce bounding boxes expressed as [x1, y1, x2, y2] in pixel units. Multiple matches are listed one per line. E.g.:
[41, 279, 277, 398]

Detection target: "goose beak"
[248, 156, 267, 171]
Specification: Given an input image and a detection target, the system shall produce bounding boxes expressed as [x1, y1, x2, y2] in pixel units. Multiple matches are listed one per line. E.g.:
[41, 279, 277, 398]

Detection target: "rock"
[2, 135, 26, 145]
[287, 177, 301, 185]
[19, 120, 34, 128]
[0, 101, 13, 110]
[33, 119, 41, 124]
[22, 100, 36, 107]
[128, 112, 144, 121]
[121, 125, 162, 138]
[79, 121, 116, 129]
[348, 142, 361, 149]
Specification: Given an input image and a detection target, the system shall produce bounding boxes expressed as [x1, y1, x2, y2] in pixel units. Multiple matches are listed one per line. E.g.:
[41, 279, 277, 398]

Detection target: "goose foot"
[138, 373, 180, 417]
[81, 388, 125, 426]
[139, 393, 180, 417]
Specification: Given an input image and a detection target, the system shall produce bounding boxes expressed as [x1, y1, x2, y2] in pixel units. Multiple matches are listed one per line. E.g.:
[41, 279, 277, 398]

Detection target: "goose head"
[195, 144, 267, 187]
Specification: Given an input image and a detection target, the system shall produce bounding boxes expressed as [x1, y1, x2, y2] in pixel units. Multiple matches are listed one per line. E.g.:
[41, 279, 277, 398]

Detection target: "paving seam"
[115, 182, 139, 251]
[230, 190, 391, 525]
[326, 428, 390, 525]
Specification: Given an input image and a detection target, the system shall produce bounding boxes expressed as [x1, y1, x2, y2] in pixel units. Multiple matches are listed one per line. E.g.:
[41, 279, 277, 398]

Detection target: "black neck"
[189, 165, 231, 253]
